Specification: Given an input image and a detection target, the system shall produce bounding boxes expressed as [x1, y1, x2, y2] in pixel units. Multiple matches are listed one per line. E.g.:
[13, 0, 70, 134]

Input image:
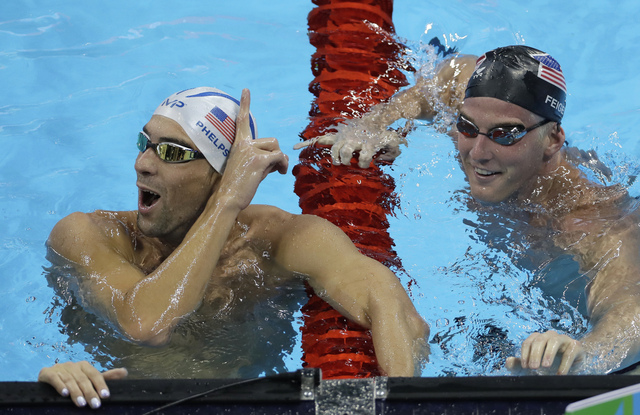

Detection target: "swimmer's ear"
[543, 123, 565, 159]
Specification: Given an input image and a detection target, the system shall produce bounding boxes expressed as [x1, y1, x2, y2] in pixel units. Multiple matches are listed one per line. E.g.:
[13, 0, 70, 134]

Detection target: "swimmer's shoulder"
[239, 204, 334, 227]
[238, 204, 293, 225]
[237, 204, 336, 240]
[48, 210, 138, 262]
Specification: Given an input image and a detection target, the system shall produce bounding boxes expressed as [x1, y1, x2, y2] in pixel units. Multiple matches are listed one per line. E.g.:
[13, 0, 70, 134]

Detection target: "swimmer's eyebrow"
[142, 126, 193, 148]
[459, 111, 525, 130]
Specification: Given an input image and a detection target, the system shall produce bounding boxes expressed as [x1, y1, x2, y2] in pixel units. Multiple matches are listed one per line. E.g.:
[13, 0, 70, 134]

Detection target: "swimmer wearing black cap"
[465, 45, 566, 124]
[299, 45, 640, 376]
[457, 45, 567, 204]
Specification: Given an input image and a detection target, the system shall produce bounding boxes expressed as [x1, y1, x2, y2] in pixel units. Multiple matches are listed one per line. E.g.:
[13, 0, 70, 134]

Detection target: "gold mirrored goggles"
[137, 131, 205, 163]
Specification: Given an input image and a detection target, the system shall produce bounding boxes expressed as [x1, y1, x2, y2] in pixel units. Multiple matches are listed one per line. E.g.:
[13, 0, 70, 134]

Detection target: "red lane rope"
[294, 0, 410, 378]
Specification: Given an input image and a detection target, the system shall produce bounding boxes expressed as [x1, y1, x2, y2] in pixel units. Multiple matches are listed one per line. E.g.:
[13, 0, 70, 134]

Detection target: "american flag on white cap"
[205, 106, 236, 145]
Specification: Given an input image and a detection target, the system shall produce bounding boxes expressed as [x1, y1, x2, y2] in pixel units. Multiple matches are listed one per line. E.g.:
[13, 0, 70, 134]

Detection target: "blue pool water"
[1, 0, 639, 380]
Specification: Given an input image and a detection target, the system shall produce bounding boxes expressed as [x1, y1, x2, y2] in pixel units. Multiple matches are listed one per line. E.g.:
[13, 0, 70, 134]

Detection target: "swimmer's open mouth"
[141, 190, 160, 207]
[475, 167, 500, 176]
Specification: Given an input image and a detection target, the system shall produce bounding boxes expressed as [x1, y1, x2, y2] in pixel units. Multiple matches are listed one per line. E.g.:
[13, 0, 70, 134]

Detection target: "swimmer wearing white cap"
[298, 45, 640, 376]
[151, 87, 258, 173]
[41, 87, 428, 408]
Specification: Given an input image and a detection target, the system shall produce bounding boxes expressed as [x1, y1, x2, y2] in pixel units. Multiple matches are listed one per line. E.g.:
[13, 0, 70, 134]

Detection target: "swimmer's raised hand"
[38, 361, 127, 409]
[506, 330, 585, 375]
[217, 88, 289, 210]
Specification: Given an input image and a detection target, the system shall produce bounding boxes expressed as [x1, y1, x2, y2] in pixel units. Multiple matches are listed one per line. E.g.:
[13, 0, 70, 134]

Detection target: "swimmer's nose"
[134, 147, 159, 176]
[468, 133, 494, 161]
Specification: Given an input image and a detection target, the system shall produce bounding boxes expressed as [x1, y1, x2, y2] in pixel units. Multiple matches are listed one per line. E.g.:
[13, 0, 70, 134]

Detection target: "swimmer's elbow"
[138, 333, 171, 347]
[128, 329, 171, 347]
[411, 315, 430, 340]
[119, 320, 172, 347]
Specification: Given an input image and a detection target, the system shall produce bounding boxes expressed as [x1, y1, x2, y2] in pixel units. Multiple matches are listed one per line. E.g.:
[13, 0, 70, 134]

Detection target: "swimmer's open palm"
[218, 89, 289, 210]
[506, 330, 584, 375]
[38, 361, 127, 409]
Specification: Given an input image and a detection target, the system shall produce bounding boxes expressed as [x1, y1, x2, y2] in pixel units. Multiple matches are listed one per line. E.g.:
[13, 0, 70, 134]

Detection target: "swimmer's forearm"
[271, 213, 428, 374]
[579, 305, 640, 373]
[369, 292, 429, 376]
[364, 79, 433, 127]
[116, 200, 241, 345]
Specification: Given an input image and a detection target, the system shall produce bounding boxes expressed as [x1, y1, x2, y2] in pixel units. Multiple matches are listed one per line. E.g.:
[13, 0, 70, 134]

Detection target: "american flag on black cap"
[531, 53, 566, 93]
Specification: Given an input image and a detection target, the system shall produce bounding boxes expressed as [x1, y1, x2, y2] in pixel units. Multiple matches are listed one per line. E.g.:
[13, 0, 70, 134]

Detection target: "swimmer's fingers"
[292, 140, 313, 150]
[38, 364, 72, 398]
[556, 338, 584, 375]
[251, 136, 289, 176]
[337, 140, 358, 166]
[292, 134, 338, 150]
[523, 331, 563, 370]
[295, 127, 403, 168]
[39, 361, 126, 409]
[234, 89, 254, 145]
[367, 129, 407, 166]
[220, 132, 289, 210]
[330, 140, 346, 166]
[228, 89, 287, 176]
[102, 367, 129, 381]
[505, 356, 525, 374]
[519, 332, 543, 369]
[376, 145, 402, 162]
[74, 364, 127, 408]
[72, 362, 108, 408]
[39, 362, 95, 408]
[358, 140, 384, 168]
[229, 132, 288, 175]
[519, 331, 583, 375]
[533, 331, 583, 374]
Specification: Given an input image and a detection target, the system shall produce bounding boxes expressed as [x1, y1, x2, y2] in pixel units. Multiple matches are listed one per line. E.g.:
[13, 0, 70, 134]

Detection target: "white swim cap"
[153, 87, 257, 173]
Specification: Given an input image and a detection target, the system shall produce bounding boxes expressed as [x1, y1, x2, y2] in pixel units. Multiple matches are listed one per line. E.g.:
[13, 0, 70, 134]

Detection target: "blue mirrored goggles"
[137, 131, 205, 163]
[456, 115, 551, 146]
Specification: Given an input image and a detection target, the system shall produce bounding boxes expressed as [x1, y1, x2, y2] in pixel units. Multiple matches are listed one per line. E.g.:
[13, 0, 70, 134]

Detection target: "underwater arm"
[267, 212, 429, 376]
[508, 217, 640, 374]
[579, 300, 640, 373]
[570, 217, 640, 373]
[508, 296, 640, 375]
[294, 55, 476, 168]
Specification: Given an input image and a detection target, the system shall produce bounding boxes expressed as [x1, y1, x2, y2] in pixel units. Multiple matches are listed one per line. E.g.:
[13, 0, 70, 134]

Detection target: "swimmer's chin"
[468, 188, 515, 206]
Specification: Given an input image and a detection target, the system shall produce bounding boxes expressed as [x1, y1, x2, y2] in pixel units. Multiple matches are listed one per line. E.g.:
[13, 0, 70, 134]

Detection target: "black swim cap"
[465, 45, 566, 123]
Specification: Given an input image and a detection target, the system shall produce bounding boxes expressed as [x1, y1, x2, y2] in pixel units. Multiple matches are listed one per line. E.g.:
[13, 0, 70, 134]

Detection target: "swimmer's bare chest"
[128, 217, 297, 311]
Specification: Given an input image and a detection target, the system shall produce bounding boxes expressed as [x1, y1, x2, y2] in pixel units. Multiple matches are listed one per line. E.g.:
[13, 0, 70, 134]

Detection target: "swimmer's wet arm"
[374, 54, 477, 124]
[267, 212, 429, 376]
[295, 55, 476, 168]
[332, 54, 478, 129]
[579, 301, 640, 373]
[578, 278, 640, 373]
[294, 77, 433, 168]
[47, 205, 242, 346]
[573, 224, 640, 372]
[371, 54, 477, 124]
